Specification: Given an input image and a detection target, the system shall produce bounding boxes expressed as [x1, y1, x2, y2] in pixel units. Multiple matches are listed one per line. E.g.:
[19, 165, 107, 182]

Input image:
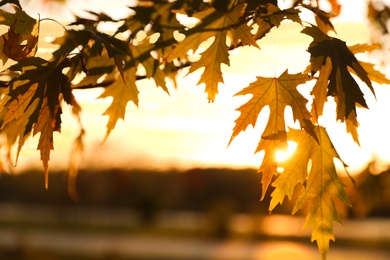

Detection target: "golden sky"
[6, 1, 390, 175]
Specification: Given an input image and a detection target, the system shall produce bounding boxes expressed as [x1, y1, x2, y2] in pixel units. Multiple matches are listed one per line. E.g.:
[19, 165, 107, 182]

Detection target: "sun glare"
[275, 141, 298, 162]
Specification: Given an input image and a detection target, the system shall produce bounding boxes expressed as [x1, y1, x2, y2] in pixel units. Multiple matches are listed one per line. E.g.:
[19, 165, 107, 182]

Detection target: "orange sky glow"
[6, 0, 390, 176]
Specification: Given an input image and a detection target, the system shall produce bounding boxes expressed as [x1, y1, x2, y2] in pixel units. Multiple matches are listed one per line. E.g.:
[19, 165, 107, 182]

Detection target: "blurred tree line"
[0, 166, 389, 221]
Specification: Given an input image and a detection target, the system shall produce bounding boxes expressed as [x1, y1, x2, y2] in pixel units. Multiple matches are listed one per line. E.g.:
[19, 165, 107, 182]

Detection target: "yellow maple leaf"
[99, 66, 139, 140]
[32, 99, 56, 189]
[303, 25, 375, 122]
[1, 98, 40, 166]
[354, 60, 390, 85]
[0, 56, 75, 188]
[281, 127, 350, 259]
[168, 4, 256, 101]
[230, 70, 314, 198]
[230, 18, 259, 47]
[311, 57, 332, 123]
[2, 83, 38, 127]
[1, 5, 39, 61]
[73, 49, 117, 88]
[187, 31, 229, 101]
[166, 28, 214, 62]
[131, 42, 169, 93]
[269, 128, 312, 211]
[68, 128, 85, 202]
[345, 111, 360, 145]
[257, 137, 286, 199]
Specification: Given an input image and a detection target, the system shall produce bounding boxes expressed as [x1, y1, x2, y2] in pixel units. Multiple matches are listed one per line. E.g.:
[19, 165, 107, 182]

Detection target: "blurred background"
[0, 166, 389, 259]
[0, 0, 389, 259]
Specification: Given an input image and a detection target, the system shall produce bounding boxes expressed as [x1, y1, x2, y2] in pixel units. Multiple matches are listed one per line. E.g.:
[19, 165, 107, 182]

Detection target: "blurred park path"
[0, 203, 389, 259]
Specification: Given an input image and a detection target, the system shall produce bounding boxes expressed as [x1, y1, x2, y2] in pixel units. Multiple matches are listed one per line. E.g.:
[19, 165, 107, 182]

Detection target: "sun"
[275, 141, 298, 163]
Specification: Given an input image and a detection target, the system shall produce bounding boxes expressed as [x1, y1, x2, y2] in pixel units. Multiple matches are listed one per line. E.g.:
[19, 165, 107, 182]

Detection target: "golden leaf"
[99, 66, 139, 140]
[230, 70, 314, 198]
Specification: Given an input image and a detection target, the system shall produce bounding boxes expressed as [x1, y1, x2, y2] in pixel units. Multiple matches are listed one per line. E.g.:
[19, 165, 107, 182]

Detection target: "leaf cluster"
[0, 0, 389, 258]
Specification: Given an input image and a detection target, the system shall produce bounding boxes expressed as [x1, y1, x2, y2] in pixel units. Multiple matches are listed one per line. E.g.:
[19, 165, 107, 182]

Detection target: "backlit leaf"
[283, 127, 350, 259]
[131, 41, 169, 93]
[0, 56, 76, 187]
[168, 4, 255, 101]
[99, 66, 139, 140]
[311, 57, 332, 123]
[187, 31, 229, 101]
[0, 5, 39, 61]
[303, 25, 375, 122]
[267, 5, 302, 27]
[230, 70, 315, 198]
[269, 128, 311, 211]
[32, 98, 55, 189]
[345, 111, 360, 145]
[348, 42, 390, 85]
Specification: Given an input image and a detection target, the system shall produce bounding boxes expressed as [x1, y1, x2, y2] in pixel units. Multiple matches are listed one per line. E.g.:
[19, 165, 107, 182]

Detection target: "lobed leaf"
[168, 4, 255, 101]
[303, 25, 375, 122]
[269, 128, 313, 211]
[32, 99, 55, 189]
[272, 127, 351, 259]
[0, 5, 39, 62]
[0, 56, 76, 188]
[311, 57, 332, 123]
[131, 41, 169, 93]
[187, 31, 229, 101]
[230, 70, 315, 198]
[99, 66, 139, 140]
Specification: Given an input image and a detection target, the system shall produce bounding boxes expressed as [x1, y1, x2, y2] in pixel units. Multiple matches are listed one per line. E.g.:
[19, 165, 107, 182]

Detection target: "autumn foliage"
[0, 0, 389, 259]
